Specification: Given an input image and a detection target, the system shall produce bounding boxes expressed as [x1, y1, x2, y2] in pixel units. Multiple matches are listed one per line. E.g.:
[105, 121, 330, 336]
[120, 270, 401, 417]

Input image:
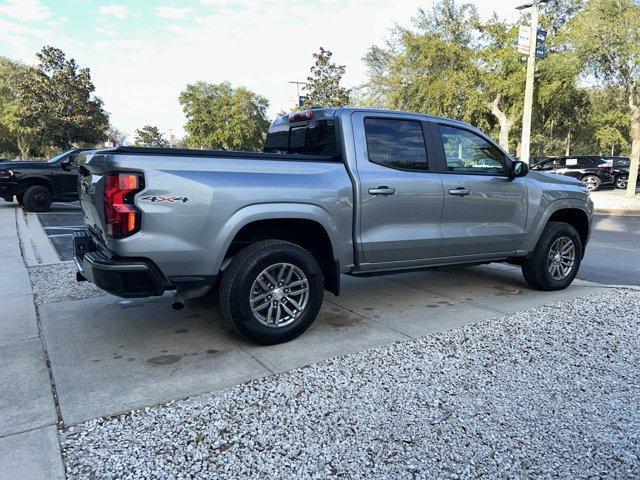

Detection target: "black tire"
[15, 193, 25, 207]
[219, 240, 324, 345]
[581, 174, 601, 191]
[22, 185, 52, 212]
[615, 176, 628, 189]
[522, 221, 583, 291]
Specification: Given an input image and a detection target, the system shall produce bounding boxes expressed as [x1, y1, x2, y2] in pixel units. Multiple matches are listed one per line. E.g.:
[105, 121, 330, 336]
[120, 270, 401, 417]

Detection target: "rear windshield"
[264, 119, 337, 157]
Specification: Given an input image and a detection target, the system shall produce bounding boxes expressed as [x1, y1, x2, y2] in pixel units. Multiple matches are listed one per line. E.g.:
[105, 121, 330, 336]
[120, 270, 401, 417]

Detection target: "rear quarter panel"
[83, 153, 354, 279]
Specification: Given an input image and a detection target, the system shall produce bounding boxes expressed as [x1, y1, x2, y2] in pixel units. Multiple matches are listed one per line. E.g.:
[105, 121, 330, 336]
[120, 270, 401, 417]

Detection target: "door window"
[364, 118, 428, 171]
[439, 125, 507, 174]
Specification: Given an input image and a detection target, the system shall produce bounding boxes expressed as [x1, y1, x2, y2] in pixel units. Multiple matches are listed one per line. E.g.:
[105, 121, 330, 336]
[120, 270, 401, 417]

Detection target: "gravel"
[61, 289, 640, 479]
[28, 261, 106, 304]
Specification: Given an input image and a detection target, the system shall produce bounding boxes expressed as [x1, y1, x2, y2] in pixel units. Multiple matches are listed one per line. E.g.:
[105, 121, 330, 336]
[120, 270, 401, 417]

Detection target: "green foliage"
[364, 1, 488, 128]
[303, 48, 350, 108]
[1, 46, 108, 159]
[134, 125, 168, 148]
[570, 0, 640, 194]
[0, 57, 24, 157]
[179, 81, 270, 151]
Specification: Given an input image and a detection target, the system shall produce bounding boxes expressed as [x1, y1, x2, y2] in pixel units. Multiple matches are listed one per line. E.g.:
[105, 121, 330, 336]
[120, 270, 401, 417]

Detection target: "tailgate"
[76, 152, 109, 243]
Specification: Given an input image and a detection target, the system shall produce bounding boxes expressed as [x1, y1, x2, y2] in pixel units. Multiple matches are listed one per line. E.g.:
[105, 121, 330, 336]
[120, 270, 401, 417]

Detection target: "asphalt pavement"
[578, 214, 640, 286]
[34, 204, 640, 286]
[35, 202, 83, 261]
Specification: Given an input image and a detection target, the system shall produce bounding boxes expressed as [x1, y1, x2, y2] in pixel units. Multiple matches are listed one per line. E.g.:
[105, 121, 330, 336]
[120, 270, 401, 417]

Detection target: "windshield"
[47, 150, 74, 164]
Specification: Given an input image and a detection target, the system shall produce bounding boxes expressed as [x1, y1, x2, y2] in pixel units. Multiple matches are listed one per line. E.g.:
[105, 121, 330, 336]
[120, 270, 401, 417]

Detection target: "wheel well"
[224, 219, 340, 295]
[18, 178, 53, 195]
[548, 209, 589, 250]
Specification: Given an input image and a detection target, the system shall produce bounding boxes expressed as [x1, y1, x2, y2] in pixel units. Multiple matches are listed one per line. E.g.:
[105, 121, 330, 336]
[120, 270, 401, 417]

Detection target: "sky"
[0, 0, 518, 141]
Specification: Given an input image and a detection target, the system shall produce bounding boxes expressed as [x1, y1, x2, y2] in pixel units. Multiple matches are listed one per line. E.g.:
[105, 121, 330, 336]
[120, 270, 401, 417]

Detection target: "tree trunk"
[488, 96, 515, 153]
[17, 136, 30, 160]
[565, 130, 571, 156]
[627, 90, 640, 198]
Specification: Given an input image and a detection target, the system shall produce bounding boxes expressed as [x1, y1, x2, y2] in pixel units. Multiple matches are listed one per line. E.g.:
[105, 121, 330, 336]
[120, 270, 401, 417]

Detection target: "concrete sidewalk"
[0, 202, 65, 480]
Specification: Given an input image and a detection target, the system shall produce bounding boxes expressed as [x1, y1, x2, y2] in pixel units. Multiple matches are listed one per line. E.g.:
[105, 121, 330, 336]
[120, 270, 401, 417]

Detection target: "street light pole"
[288, 81, 308, 109]
[517, 0, 546, 164]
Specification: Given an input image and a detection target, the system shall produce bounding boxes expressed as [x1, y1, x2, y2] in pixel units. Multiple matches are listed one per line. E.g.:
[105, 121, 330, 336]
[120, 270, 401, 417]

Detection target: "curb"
[594, 207, 640, 217]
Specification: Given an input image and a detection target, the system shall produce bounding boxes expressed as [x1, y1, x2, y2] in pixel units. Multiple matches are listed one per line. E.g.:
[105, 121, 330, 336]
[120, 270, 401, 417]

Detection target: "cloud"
[98, 5, 128, 19]
[0, 0, 51, 21]
[155, 5, 193, 20]
[94, 26, 118, 38]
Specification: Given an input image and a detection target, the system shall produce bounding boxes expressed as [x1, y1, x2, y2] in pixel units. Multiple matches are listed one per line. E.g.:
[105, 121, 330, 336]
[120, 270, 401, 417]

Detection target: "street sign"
[535, 28, 547, 59]
[517, 25, 531, 54]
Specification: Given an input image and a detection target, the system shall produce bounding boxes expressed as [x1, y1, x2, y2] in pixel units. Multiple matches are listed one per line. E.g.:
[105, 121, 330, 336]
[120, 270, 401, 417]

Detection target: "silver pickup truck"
[74, 108, 593, 344]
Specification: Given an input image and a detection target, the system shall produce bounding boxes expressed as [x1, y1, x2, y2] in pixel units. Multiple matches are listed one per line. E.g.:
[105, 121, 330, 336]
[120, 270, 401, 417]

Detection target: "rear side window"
[263, 120, 337, 157]
[364, 118, 428, 170]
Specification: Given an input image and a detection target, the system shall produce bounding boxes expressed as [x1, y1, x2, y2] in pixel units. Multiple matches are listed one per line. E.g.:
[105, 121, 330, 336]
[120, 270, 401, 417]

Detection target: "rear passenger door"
[352, 112, 444, 265]
[432, 123, 527, 257]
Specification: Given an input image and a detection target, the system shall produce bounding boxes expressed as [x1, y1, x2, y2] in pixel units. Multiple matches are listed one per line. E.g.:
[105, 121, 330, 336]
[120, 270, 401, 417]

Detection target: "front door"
[433, 123, 527, 257]
[352, 112, 445, 266]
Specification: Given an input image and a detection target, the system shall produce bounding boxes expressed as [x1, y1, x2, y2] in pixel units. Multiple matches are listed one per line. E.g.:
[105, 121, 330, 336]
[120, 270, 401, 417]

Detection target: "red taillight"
[289, 110, 313, 122]
[104, 173, 143, 238]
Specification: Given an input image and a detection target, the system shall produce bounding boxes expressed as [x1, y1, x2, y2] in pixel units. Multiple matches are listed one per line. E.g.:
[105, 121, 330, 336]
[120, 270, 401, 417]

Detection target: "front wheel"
[22, 185, 52, 212]
[581, 175, 601, 191]
[219, 240, 324, 345]
[615, 176, 628, 189]
[522, 221, 583, 291]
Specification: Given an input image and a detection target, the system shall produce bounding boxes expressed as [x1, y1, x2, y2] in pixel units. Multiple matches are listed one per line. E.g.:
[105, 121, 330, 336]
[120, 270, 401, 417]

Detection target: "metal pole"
[519, 2, 539, 164]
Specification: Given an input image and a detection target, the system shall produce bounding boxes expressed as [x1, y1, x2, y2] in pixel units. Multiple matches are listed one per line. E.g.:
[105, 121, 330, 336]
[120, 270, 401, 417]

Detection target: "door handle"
[368, 186, 396, 196]
[449, 187, 471, 197]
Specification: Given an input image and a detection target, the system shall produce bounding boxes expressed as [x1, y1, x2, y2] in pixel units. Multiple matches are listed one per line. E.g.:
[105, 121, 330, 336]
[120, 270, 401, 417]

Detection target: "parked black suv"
[0, 149, 84, 212]
[601, 156, 639, 189]
[531, 156, 615, 191]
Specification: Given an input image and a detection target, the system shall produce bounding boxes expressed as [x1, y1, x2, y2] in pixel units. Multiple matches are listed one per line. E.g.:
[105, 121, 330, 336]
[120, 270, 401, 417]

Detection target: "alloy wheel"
[616, 177, 628, 189]
[547, 236, 576, 280]
[249, 262, 310, 328]
[582, 176, 599, 191]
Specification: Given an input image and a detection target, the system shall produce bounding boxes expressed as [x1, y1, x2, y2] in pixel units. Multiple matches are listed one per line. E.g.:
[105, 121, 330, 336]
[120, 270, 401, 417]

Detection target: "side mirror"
[510, 160, 529, 178]
[60, 158, 72, 171]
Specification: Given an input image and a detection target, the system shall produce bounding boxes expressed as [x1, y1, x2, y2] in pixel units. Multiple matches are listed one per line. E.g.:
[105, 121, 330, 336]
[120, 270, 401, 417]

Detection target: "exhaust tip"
[171, 301, 185, 311]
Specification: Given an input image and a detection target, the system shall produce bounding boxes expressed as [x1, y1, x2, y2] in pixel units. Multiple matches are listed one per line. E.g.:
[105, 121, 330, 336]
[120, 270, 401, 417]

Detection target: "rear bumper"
[74, 230, 167, 298]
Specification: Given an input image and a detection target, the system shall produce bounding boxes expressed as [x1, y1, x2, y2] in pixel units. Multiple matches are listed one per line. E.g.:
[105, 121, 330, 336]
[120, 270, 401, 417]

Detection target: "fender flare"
[212, 202, 341, 273]
[516, 197, 593, 255]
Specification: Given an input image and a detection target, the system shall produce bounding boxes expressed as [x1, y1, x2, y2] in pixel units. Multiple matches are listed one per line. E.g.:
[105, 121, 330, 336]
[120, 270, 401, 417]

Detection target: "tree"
[1, 46, 108, 158]
[107, 125, 127, 147]
[303, 47, 350, 108]
[134, 125, 168, 147]
[0, 57, 24, 157]
[571, 0, 640, 196]
[363, 1, 489, 128]
[179, 81, 270, 151]
[477, 17, 525, 151]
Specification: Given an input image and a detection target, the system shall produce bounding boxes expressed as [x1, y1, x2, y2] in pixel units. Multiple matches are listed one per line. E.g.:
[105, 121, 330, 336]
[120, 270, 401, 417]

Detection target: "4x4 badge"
[140, 196, 190, 204]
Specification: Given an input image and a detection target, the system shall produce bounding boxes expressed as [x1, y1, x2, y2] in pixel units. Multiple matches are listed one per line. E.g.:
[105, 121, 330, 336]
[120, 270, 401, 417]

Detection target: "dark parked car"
[530, 156, 615, 191]
[602, 156, 639, 189]
[0, 149, 84, 212]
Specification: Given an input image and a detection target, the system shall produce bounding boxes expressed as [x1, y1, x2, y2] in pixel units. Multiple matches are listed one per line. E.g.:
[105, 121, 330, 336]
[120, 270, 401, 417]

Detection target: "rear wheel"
[22, 185, 52, 212]
[615, 176, 628, 189]
[581, 175, 601, 191]
[522, 221, 582, 291]
[219, 240, 324, 345]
